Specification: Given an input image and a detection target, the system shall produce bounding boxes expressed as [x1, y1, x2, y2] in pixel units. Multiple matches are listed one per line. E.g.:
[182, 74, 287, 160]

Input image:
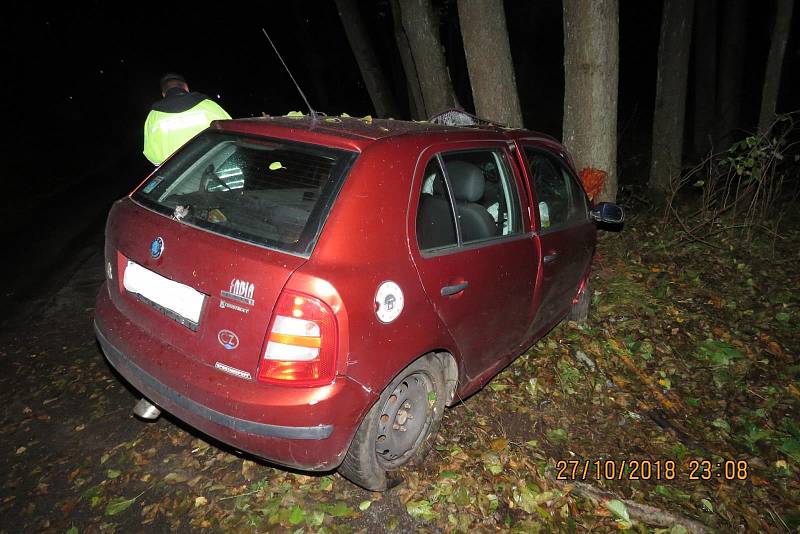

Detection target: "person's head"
[159, 73, 189, 97]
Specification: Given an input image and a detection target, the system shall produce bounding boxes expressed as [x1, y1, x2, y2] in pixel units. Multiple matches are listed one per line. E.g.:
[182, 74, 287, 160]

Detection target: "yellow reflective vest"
[143, 92, 231, 165]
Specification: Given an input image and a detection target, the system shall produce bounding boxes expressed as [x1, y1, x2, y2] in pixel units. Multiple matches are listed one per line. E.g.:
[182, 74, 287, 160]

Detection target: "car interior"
[417, 151, 516, 251]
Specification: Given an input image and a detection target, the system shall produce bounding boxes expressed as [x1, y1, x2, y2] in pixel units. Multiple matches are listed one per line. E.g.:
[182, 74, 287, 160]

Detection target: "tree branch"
[551, 476, 712, 533]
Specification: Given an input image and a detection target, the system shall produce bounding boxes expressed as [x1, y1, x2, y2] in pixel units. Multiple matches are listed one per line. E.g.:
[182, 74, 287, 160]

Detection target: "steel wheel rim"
[374, 371, 435, 469]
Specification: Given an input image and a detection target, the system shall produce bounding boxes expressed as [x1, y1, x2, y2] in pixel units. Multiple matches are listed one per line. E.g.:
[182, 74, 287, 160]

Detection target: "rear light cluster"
[258, 290, 338, 387]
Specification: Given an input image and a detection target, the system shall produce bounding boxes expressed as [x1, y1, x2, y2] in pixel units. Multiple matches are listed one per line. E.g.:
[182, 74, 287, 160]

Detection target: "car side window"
[525, 148, 587, 231]
[416, 158, 458, 251]
[416, 148, 522, 252]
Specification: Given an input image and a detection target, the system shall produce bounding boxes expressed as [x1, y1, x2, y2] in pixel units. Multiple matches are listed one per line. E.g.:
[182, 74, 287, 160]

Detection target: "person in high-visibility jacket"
[143, 73, 231, 165]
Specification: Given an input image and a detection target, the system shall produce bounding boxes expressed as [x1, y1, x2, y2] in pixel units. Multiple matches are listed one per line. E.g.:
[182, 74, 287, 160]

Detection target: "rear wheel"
[338, 354, 447, 491]
[569, 279, 591, 324]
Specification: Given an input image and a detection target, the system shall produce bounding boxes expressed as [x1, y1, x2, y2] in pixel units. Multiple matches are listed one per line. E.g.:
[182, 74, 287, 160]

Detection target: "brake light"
[258, 290, 337, 386]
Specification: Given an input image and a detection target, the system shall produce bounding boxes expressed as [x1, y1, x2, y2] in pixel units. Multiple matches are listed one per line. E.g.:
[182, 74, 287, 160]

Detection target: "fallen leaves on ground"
[0, 211, 798, 532]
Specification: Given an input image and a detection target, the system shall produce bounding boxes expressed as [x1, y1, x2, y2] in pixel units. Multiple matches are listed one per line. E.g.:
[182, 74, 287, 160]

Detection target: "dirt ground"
[1, 209, 798, 533]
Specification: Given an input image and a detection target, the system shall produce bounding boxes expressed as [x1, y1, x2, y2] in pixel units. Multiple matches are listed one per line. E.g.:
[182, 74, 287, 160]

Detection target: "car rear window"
[133, 130, 357, 256]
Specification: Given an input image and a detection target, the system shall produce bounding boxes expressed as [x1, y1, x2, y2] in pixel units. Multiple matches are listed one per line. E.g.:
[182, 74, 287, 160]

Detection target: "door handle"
[441, 281, 469, 296]
[544, 252, 559, 264]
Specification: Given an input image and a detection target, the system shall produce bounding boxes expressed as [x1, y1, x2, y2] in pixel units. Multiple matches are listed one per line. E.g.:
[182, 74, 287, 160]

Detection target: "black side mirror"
[590, 202, 625, 225]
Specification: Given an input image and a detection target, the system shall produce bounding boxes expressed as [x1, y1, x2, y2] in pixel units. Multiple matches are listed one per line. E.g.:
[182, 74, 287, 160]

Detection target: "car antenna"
[261, 28, 319, 120]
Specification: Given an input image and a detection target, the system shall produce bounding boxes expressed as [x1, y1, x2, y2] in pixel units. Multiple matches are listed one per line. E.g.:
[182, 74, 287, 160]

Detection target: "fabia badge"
[375, 281, 404, 323]
[221, 278, 255, 306]
[150, 237, 164, 259]
[217, 329, 240, 350]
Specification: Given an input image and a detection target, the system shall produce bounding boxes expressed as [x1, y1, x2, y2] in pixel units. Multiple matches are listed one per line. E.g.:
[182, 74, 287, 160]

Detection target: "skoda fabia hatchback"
[94, 115, 623, 490]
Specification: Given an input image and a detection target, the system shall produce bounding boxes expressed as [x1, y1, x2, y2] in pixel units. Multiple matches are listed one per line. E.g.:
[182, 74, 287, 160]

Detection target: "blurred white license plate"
[123, 260, 205, 324]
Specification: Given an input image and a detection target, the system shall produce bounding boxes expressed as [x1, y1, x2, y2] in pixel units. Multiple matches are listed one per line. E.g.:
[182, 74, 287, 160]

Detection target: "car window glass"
[416, 158, 458, 251]
[134, 131, 356, 256]
[562, 165, 588, 224]
[441, 149, 521, 244]
[525, 148, 586, 230]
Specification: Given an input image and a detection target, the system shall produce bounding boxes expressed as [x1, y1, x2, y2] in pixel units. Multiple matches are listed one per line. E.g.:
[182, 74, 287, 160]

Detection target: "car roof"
[216, 115, 559, 151]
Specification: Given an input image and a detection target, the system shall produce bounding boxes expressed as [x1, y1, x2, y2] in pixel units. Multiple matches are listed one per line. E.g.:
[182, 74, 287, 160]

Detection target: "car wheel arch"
[384, 349, 459, 407]
[337, 349, 459, 490]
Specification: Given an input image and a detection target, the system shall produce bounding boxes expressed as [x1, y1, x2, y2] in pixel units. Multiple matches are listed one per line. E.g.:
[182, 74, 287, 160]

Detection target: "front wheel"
[338, 354, 447, 491]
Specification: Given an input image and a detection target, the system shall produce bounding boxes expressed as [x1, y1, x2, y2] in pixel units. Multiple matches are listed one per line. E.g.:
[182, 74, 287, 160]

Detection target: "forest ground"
[1, 203, 798, 533]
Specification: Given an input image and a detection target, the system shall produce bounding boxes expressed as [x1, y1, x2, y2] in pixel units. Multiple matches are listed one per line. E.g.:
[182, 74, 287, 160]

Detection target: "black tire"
[338, 353, 448, 491]
[569, 279, 591, 324]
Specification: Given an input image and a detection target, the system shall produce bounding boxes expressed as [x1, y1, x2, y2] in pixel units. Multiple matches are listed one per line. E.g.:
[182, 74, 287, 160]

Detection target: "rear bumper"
[95, 325, 333, 440]
[94, 285, 376, 471]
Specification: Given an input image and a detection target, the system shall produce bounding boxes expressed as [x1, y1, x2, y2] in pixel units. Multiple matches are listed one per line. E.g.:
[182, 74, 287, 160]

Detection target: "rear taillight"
[116, 251, 127, 294]
[258, 290, 337, 386]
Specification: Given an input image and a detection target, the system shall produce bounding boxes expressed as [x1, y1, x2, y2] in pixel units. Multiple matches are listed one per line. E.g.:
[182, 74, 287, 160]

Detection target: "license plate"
[123, 260, 205, 325]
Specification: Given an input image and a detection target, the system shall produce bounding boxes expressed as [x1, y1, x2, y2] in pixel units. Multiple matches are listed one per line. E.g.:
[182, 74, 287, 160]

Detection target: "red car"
[94, 115, 623, 490]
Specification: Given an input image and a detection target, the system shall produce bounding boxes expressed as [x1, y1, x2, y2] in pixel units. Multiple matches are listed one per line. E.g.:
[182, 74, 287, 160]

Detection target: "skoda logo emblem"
[150, 237, 165, 259]
[218, 329, 239, 350]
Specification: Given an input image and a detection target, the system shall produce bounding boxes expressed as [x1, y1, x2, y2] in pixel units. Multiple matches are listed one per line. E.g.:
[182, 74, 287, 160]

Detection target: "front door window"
[525, 150, 587, 231]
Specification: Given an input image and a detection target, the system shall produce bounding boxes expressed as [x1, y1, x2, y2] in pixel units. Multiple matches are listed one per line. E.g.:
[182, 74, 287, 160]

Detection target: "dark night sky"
[2, 0, 798, 196]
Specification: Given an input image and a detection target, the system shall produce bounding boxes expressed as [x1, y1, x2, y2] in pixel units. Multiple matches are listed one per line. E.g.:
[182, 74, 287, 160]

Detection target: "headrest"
[445, 161, 485, 202]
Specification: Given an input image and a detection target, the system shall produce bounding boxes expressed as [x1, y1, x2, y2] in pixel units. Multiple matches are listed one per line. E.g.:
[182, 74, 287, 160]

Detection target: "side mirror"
[590, 202, 624, 225]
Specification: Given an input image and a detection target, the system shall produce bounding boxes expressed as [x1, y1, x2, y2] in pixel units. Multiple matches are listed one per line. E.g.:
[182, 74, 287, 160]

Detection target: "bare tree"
[758, 0, 795, 133]
[396, 0, 458, 117]
[562, 0, 619, 203]
[692, 0, 717, 157]
[390, 0, 425, 119]
[457, 0, 523, 127]
[649, 0, 695, 198]
[334, 0, 399, 117]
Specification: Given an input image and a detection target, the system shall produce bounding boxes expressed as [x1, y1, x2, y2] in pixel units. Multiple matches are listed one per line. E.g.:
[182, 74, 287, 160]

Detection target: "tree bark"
[334, 0, 399, 118]
[758, 0, 794, 133]
[649, 0, 695, 198]
[397, 0, 458, 117]
[692, 0, 717, 157]
[457, 0, 523, 127]
[716, 0, 747, 149]
[390, 0, 426, 119]
[562, 0, 619, 203]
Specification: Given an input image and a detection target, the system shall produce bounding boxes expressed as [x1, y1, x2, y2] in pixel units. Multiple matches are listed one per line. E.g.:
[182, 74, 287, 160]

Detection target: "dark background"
[3, 1, 798, 187]
[0, 0, 797, 313]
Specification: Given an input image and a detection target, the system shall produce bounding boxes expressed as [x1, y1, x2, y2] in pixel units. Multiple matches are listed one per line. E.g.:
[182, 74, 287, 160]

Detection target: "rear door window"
[133, 130, 357, 256]
[416, 158, 458, 251]
[416, 148, 522, 252]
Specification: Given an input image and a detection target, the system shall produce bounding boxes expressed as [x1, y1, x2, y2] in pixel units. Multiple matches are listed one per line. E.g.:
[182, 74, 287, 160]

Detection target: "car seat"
[417, 172, 457, 250]
[445, 160, 496, 242]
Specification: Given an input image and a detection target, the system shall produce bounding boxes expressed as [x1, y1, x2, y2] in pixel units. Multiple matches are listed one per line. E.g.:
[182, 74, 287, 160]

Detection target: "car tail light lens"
[258, 290, 337, 386]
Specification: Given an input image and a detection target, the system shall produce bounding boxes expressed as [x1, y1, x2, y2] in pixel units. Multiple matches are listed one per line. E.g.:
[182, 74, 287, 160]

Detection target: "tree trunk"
[649, 0, 695, 198]
[758, 0, 794, 133]
[562, 0, 619, 203]
[692, 0, 717, 157]
[716, 0, 747, 149]
[334, 0, 399, 118]
[457, 0, 523, 127]
[397, 0, 458, 117]
[390, 0, 425, 119]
